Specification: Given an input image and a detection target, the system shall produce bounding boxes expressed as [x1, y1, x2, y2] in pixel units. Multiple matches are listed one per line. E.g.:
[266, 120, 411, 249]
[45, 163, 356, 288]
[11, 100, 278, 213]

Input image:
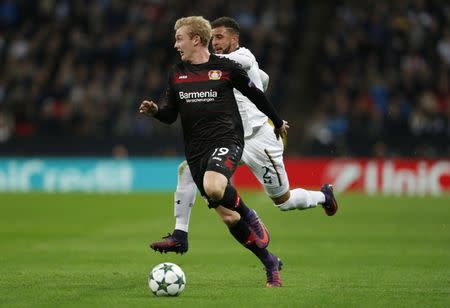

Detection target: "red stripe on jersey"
[173, 71, 230, 84]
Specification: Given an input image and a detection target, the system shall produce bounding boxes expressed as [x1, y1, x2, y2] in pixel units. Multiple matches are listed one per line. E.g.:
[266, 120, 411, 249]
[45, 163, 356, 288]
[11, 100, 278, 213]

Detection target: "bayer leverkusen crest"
[208, 70, 222, 80]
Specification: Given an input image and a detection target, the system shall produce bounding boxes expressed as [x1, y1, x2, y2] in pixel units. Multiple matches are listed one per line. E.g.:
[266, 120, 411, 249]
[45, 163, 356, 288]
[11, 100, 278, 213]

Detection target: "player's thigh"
[190, 143, 243, 207]
[206, 143, 243, 180]
[241, 124, 290, 198]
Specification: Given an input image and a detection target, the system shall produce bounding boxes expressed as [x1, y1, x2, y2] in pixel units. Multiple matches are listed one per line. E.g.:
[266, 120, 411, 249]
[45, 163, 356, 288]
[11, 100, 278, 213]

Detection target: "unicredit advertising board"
[0, 158, 183, 192]
[233, 159, 450, 196]
[0, 158, 449, 195]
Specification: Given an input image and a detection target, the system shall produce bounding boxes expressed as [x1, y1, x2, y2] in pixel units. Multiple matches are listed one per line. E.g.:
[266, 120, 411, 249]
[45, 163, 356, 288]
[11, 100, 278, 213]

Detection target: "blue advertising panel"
[0, 158, 184, 192]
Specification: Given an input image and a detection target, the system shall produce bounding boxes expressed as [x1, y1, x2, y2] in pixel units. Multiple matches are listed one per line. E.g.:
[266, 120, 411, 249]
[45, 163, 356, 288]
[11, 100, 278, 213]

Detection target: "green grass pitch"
[0, 192, 449, 307]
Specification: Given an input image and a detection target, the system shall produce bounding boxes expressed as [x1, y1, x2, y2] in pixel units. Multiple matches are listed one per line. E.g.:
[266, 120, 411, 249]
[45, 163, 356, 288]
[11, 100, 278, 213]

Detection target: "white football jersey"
[217, 47, 268, 138]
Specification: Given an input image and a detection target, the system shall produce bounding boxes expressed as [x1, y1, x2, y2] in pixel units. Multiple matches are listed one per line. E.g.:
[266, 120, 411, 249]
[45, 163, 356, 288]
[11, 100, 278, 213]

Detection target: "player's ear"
[231, 34, 239, 45]
[193, 34, 201, 46]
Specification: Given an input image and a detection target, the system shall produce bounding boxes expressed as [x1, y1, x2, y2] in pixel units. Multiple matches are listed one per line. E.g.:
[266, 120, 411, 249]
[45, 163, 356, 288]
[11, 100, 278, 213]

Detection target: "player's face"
[174, 26, 196, 62]
[211, 26, 234, 54]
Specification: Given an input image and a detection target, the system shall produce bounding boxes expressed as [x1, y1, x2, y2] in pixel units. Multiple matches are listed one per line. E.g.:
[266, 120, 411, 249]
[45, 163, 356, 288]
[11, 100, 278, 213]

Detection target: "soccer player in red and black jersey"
[139, 16, 286, 287]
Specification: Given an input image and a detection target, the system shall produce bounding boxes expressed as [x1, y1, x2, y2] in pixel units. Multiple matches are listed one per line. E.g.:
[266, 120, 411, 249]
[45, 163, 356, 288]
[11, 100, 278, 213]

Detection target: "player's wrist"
[273, 118, 283, 128]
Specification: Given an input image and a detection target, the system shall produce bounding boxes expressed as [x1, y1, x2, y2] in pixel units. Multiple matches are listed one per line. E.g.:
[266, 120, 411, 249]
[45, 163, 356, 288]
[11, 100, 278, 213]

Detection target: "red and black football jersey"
[154, 54, 282, 161]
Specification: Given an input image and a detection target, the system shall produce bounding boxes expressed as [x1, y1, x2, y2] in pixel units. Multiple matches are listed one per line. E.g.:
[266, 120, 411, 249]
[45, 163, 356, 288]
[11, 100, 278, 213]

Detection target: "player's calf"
[216, 206, 241, 226]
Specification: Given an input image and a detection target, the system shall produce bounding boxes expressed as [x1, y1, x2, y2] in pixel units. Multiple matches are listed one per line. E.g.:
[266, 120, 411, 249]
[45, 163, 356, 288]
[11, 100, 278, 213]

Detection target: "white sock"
[174, 161, 197, 232]
[276, 188, 325, 211]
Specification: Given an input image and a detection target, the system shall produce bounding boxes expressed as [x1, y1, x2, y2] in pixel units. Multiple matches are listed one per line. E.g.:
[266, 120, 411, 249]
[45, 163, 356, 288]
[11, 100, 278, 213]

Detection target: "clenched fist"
[139, 100, 158, 116]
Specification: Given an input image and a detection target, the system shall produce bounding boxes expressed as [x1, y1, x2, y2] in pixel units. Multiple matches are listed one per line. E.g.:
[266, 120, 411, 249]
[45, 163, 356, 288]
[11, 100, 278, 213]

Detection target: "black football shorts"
[188, 142, 243, 197]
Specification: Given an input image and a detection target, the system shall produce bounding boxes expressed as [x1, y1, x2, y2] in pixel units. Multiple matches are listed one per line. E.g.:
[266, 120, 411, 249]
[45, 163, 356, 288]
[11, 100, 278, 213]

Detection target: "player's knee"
[203, 173, 227, 201]
[178, 160, 191, 180]
[204, 183, 224, 201]
[271, 191, 290, 206]
[177, 160, 196, 191]
[178, 160, 188, 174]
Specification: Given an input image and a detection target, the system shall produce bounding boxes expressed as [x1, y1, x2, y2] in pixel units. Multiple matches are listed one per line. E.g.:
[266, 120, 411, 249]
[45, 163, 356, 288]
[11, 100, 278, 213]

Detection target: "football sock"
[228, 218, 271, 266]
[173, 162, 197, 232]
[228, 217, 252, 245]
[277, 188, 326, 211]
[219, 184, 250, 217]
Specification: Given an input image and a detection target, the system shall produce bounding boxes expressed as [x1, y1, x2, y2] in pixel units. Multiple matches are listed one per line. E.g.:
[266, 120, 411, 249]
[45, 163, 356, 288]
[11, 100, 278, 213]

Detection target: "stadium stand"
[306, 0, 450, 157]
[0, 0, 448, 157]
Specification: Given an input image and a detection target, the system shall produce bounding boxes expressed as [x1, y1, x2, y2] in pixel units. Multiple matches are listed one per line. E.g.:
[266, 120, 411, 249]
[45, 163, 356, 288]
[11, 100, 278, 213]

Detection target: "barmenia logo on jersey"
[179, 90, 218, 103]
[208, 70, 222, 80]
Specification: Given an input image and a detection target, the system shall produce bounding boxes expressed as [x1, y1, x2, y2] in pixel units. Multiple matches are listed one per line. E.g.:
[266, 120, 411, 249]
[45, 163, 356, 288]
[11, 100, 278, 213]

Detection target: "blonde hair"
[174, 16, 211, 47]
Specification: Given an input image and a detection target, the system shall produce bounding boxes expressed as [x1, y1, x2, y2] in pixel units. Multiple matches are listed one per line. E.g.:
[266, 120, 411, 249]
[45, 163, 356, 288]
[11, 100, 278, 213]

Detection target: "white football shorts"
[241, 121, 290, 198]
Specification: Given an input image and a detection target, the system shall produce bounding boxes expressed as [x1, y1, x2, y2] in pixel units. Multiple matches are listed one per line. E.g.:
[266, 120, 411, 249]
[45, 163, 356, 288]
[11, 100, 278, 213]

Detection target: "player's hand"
[274, 120, 289, 140]
[139, 100, 158, 116]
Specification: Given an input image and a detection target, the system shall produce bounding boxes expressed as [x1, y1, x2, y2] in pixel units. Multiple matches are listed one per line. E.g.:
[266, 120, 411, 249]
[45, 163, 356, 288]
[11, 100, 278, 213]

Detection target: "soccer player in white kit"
[150, 17, 338, 254]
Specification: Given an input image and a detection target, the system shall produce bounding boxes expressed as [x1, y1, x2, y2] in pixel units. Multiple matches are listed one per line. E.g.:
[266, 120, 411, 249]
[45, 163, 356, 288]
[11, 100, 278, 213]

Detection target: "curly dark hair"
[211, 17, 240, 34]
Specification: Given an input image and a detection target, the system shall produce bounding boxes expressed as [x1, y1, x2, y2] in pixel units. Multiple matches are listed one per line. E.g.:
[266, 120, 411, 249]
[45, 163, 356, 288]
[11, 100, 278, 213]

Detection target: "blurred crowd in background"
[0, 0, 448, 157]
[307, 0, 450, 157]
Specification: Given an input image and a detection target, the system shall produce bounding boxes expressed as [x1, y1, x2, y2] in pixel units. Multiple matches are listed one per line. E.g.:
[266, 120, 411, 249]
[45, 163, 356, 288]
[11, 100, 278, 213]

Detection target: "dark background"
[0, 0, 449, 157]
